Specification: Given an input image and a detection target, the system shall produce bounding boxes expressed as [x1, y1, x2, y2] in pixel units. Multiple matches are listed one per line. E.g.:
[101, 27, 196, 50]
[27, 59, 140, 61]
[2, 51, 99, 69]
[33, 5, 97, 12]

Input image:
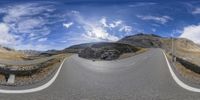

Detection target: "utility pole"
[171, 34, 176, 64]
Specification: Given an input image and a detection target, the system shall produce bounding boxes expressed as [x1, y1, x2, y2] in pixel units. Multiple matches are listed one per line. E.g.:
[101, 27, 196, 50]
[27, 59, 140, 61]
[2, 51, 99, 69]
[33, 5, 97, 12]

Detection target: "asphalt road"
[0, 48, 200, 100]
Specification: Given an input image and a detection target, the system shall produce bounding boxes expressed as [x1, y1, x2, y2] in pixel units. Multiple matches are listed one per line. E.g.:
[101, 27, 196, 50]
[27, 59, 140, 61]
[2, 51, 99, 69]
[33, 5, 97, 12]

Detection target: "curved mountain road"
[0, 48, 200, 100]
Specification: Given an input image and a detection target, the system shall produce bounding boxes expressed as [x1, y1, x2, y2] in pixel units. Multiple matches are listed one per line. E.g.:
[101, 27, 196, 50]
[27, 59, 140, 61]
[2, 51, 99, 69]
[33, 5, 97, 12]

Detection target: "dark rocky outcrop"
[79, 47, 121, 60]
[78, 42, 139, 60]
[100, 49, 120, 60]
[78, 47, 96, 59]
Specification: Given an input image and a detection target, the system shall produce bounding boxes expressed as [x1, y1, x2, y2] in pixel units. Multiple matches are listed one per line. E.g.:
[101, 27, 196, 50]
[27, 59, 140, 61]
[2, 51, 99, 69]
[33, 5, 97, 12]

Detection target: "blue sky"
[0, 0, 200, 51]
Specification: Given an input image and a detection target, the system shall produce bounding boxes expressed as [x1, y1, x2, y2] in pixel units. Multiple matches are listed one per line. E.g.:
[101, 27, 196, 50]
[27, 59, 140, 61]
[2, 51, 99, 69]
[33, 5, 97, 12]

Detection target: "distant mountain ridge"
[1, 33, 200, 57]
[118, 33, 200, 52]
[18, 50, 42, 56]
[60, 33, 200, 54]
[118, 33, 164, 48]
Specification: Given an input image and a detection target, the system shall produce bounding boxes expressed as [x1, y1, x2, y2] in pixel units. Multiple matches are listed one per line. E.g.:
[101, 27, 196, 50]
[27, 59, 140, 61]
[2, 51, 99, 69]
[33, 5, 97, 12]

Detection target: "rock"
[79, 47, 121, 60]
[78, 47, 96, 59]
[77, 42, 140, 60]
[100, 49, 120, 60]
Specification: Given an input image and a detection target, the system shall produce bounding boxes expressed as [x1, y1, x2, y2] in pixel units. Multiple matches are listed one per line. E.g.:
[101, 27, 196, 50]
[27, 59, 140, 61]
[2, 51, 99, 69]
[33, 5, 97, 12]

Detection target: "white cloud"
[192, 8, 200, 14]
[129, 2, 157, 7]
[38, 38, 47, 42]
[82, 26, 119, 41]
[136, 15, 173, 24]
[16, 18, 46, 33]
[2, 3, 54, 23]
[70, 11, 119, 42]
[0, 3, 55, 37]
[99, 17, 132, 35]
[0, 3, 62, 50]
[99, 17, 108, 27]
[0, 23, 17, 45]
[109, 20, 122, 28]
[99, 17, 122, 28]
[119, 25, 132, 33]
[63, 22, 73, 28]
[180, 24, 200, 44]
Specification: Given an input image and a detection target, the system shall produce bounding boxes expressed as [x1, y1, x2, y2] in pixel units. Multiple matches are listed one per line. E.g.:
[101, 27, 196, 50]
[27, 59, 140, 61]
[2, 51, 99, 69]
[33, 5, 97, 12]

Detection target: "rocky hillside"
[61, 33, 200, 60]
[118, 33, 200, 53]
[118, 33, 200, 66]
[118, 33, 163, 48]
[61, 43, 96, 53]
[1, 33, 199, 61]
[18, 50, 42, 56]
[78, 42, 140, 60]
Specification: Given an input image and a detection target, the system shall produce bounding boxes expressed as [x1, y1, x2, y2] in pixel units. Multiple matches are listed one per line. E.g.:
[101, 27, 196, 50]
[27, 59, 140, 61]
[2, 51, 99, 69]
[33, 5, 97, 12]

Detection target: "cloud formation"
[100, 17, 122, 28]
[180, 24, 200, 44]
[129, 2, 157, 7]
[99, 17, 132, 35]
[0, 23, 17, 45]
[63, 22, 74, 28]
[0, 2, 63, 50]
[70, 11, 119, 42]
[136, 15, 173, 24]
[192, 8, 200, 14]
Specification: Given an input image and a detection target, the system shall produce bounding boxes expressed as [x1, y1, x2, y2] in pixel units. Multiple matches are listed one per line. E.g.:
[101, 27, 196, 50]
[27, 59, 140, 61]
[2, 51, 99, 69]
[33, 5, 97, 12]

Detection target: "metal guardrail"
[0, 58, 59, 76]
[175, 57, 200, 74]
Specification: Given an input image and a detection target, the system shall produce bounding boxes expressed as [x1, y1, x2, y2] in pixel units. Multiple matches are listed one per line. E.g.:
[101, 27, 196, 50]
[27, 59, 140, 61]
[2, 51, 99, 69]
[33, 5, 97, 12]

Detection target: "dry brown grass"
[0, 50, 27, 60]
[167, 54, 200, 84]
[175, 61, 200, 84]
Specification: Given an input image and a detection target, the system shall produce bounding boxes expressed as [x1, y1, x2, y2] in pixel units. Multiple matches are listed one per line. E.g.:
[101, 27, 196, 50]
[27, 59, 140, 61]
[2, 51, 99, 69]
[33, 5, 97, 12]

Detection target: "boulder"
[100, 49, 120, 60]
[78, 47, 96, 59]
[79, 47, 121, 60]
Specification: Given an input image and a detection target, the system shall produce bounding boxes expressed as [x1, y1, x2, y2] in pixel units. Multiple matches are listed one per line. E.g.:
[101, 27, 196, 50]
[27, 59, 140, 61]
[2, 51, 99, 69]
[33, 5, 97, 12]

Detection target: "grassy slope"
[0, 49, 27, 60]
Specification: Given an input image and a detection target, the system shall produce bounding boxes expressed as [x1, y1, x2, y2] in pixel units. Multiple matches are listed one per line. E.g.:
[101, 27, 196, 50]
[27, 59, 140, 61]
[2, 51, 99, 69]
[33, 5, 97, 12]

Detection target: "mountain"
[0, 46, 27, 60]
[18, 50, 42, 56]
[118, 33, 163, 48]
[61, 43, 97, 53]
[118, 33, 200, 52]
[74, 42, 140, 60]
[118, 33, 200, 66]
[61, 33, 200, 55]
[0, 33, 199, 61]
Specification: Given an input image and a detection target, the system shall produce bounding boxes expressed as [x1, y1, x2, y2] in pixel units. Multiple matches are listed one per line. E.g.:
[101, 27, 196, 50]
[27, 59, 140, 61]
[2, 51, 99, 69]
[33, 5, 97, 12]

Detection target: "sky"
[0, 0, 200, 51]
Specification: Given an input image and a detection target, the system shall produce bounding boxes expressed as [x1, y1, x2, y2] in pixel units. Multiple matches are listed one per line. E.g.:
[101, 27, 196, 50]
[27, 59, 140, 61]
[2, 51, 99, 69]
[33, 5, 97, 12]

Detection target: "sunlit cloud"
[136, 15, 173, 24]
[69, 11, 119, 42]
[63, 22, 74, 28]
[180, 24, 200, 44]
[0, 23, 17, 45]
[0, 2, 64, 50]
[128, 2, 157, 7]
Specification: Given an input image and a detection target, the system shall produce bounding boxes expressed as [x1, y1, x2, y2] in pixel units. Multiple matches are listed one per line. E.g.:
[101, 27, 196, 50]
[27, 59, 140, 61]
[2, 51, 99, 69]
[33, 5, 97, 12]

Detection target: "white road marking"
[0, 57, 68, 94]
[1, 50, 199, 94]
[162, 51, 200, 92]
